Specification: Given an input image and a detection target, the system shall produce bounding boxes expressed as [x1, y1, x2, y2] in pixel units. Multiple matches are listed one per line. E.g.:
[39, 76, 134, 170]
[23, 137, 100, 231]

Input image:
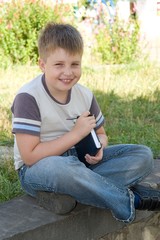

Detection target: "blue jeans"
[18, 144, 153, 223]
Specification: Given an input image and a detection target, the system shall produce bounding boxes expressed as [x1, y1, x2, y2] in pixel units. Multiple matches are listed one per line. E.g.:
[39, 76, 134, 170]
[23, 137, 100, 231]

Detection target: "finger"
[81, 111, 90, 117]
[85, 154, 99, 163]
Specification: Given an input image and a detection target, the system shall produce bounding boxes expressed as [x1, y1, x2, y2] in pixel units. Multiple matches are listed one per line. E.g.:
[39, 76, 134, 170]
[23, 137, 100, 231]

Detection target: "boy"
[11, 22, 159, 223]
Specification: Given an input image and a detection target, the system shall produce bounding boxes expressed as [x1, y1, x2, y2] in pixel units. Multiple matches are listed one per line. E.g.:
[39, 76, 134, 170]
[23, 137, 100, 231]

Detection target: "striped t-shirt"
[11, 74, 104, 170]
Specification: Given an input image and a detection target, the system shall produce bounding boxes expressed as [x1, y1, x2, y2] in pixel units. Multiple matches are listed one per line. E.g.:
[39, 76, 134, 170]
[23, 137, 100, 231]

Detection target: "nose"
[63, 67, 73, 76]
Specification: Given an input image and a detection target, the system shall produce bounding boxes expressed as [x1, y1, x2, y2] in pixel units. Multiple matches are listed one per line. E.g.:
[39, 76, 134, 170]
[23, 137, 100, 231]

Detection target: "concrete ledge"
[0, 159, 159, 240]
[0, 195, 154, 240]
[36, 191, 77, 215]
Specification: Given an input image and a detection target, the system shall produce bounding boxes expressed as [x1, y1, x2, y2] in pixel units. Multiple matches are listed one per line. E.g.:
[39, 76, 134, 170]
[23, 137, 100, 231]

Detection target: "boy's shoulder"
[71, 83, 94, 109]
[73, 83, 93, 96]
[17, 74, 43, 95]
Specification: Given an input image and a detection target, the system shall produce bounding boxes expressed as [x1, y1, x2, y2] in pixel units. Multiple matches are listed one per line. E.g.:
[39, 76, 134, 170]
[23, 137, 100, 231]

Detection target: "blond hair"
[38, 22, 84, 60]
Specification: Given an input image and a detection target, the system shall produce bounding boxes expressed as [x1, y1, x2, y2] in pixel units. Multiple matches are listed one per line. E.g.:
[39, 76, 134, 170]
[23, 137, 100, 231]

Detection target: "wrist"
[98, 134, 108, 148]
[70, 129, 82, 144]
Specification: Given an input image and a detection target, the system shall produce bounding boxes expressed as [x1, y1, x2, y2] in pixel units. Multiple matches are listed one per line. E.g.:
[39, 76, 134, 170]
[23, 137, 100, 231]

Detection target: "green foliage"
[0, 159, 23, 202]
[0, 0, 74, 66]
[0, 47, 12, 69]
[0, 0, 141, 66]
[78, 0, 88, 8]
[95, 17, 140, 64]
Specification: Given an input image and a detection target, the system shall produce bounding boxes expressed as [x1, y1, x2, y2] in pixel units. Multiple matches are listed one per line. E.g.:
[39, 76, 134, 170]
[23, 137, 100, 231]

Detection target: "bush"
[95, 17, 140, 64]
[0, 0, 74, 66]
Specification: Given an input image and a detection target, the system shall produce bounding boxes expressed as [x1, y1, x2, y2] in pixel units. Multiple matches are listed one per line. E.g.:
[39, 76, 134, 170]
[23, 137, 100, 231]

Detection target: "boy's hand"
[85, 147, 103, 165]
[72, 111, 96, 139]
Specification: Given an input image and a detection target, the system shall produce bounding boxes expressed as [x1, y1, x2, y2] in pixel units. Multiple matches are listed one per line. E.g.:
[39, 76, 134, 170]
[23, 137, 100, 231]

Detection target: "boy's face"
[39, 48, 82, 97]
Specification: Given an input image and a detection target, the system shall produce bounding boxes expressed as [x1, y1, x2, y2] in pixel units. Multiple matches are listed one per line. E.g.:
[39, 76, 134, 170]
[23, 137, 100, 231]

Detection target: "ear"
[38, 58, 46, 72]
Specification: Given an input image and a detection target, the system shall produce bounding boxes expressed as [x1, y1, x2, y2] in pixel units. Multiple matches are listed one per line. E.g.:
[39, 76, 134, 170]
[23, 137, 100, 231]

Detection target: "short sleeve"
[11, 93, 41, 136]
[89, 95, 105, 129]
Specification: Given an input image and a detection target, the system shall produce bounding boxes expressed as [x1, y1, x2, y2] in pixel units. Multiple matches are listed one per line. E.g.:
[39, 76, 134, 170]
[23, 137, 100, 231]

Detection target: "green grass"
[0, 59, 160, 202]
[0, 64, 40, 146]
[0, 158, 23, 202]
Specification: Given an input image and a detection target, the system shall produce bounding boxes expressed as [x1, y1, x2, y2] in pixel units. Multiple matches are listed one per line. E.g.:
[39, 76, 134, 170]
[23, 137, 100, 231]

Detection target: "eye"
[72, 63, 80, 66]
[54, 63, 65, 68]
[55, 63, 63, 66]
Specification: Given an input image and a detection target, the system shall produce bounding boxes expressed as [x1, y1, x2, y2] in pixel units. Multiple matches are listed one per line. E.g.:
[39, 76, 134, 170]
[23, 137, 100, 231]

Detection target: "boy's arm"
[16, 131, 80, 166]
[16, 111, 96, 166]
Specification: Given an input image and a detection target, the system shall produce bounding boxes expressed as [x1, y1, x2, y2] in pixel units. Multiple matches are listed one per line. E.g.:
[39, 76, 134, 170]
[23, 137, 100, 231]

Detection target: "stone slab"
[0, 195, 153, 240]
[139, 159, 160, 189]
[36, 191, 76, 214]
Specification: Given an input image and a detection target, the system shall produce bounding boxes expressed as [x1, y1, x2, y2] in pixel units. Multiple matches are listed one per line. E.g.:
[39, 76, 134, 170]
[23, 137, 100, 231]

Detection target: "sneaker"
[131, 185, 160, 211]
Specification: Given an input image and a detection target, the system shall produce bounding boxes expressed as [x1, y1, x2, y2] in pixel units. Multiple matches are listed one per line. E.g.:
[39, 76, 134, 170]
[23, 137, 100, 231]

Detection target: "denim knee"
[138, 145, 153, 169]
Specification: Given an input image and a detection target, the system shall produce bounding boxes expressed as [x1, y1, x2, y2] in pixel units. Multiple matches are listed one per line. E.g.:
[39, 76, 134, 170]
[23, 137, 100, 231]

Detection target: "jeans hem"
[112, 189, 135, 224]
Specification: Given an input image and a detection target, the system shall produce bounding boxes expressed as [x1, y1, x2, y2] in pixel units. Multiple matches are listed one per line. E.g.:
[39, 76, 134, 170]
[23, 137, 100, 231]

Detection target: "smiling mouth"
[60, 79, 73, 83]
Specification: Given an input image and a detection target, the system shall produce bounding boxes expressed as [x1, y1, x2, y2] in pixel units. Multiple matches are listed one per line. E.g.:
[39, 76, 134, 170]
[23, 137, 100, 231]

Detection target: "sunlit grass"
[0, 64, 40, 145]
[81, 61, 160, 98]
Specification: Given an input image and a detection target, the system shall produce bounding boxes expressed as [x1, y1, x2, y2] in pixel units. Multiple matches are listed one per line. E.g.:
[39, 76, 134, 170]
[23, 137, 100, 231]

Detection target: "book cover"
[75, 129, 102, 167]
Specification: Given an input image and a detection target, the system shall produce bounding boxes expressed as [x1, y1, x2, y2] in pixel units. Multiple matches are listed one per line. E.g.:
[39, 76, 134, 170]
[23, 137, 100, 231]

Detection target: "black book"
[75, 129, 102, 167]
